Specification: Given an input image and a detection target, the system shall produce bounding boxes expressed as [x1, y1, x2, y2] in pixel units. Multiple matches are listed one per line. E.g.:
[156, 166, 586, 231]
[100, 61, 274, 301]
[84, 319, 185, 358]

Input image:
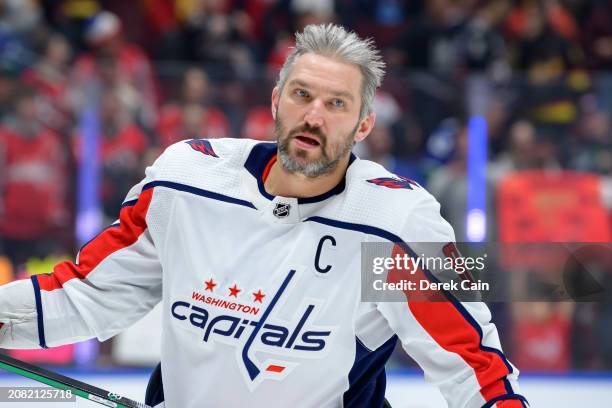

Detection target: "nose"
[303, 98, 325, 128]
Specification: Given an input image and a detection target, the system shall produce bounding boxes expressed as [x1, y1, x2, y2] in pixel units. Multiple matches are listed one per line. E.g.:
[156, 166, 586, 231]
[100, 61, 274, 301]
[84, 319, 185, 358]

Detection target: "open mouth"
[295, 135, 320, 146]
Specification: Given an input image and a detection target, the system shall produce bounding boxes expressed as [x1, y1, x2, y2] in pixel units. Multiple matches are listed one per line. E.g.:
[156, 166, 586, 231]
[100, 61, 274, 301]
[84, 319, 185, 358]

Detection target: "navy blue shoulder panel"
[243, 142, 277, 200]
[343, 335, 397, 408]
[145, 362, 165, 406]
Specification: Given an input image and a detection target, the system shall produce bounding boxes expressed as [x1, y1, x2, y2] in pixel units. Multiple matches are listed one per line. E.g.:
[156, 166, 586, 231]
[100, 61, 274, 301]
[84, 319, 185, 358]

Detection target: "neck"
[264, 154, 350, 198]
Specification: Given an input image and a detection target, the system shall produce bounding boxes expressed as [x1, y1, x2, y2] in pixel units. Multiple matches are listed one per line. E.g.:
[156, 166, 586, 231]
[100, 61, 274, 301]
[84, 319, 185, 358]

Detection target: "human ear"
[271, 87, 279, 120]
[354, 112, 376, 143]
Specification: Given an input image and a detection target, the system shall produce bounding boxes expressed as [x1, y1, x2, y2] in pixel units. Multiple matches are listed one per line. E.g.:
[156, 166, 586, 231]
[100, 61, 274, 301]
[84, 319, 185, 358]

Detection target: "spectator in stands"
[0, 0, 42, 36]
[386, 0, 507, 75]
[384, 1, 509, 138]
[569, 96, 612, 175]
[505, 0, 587, 132]
[580, 0, 612, 72]
[489, 119, 539, 183]
[22, 34, 73, 132]
[0, 87, 70, 266]
[160, 102, 228, 147]
[364, 122, 426, 185]
[0, 2, 38, 72]
[158, 67, 230, 147]
[335, 0, 406, 48]
[241, 106, 274, 141]
[40, 0, 102, 51]
[490, 119, 563, 185]
[161, 0, 256, 78]
[95, 57, 150, 132]
[72, 11, 159, 130]
[580, 0, 612, 112]
[513, 302, 572, 371]
[74, 89, 148, 221]
[180, 66, 212, 105]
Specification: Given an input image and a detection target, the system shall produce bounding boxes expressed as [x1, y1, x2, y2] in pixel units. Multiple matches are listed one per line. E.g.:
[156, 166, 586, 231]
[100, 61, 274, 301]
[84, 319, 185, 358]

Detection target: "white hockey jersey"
[0, 138, 527, 408]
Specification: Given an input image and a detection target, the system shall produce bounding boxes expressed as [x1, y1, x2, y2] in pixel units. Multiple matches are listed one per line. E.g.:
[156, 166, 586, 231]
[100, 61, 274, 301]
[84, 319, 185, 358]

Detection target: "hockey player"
[0, 24, 527, 407]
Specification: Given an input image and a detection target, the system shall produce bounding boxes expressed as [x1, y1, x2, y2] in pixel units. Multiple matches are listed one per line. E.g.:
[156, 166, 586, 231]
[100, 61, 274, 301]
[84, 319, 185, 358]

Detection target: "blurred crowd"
[0, 0, 611, 371]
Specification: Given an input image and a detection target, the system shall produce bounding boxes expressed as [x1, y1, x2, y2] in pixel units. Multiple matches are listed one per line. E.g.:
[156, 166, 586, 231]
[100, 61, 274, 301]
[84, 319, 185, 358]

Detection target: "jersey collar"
[243, 142, 355, 204]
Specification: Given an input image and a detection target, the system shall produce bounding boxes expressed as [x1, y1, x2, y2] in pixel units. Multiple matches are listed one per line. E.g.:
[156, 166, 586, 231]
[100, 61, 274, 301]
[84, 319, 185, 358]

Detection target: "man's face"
[272, 53, 374, 178]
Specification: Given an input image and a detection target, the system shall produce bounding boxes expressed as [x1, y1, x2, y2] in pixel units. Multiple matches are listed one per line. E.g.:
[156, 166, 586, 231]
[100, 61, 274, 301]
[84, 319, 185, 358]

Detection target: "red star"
[252, 290, 266, 303]
[228, 284, 241, 297]
[204, 278, 217, 292]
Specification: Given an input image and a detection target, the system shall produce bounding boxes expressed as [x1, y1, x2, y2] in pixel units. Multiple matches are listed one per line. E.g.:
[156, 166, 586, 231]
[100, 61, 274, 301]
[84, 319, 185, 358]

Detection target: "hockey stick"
[0, 353, 151, 407]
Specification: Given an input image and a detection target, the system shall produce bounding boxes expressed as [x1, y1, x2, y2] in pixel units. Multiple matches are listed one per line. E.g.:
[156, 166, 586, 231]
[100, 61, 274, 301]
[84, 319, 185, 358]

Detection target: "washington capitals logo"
[171, 270, 335, 389]
[367, 175, 419, 190]
[186, 139, 218, 157]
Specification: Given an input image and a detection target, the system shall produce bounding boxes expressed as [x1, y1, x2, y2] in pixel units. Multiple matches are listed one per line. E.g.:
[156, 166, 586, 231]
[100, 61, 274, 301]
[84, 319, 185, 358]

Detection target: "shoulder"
[345, 157, 431, 211]
[160, 137, 259, 163]
[145, 137, 262, 188]
[340, 158, 454, 242]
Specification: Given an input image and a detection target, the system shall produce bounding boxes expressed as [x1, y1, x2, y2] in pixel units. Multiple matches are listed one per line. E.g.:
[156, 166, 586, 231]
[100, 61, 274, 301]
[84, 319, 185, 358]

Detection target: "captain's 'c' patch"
[186, 139, 219, 158]
[367, 176, 419, 190]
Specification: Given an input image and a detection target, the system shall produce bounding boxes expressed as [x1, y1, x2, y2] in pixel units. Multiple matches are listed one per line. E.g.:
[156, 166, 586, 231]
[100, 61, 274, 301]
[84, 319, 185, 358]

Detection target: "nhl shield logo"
[273, 202, 291, 218]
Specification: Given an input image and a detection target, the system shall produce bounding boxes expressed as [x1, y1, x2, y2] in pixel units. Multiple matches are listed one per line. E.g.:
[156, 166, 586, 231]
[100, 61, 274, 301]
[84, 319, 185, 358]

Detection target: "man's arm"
[0, 155, 166, 349]
[376, 195, 528, 408]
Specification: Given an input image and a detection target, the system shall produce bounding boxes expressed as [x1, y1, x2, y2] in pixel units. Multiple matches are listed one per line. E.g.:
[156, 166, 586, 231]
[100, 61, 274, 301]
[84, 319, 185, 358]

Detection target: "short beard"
[275, 117, 357, 178]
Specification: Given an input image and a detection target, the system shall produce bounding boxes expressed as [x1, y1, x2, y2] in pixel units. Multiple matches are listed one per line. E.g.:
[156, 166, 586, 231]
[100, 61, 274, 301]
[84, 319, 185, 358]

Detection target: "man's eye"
[331, 99, 345, 108]
[295, 89, 308, 97]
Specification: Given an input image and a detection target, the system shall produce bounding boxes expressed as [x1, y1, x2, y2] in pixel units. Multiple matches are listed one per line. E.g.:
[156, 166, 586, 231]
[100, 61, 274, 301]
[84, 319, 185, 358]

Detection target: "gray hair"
[276, 24, 386, 120]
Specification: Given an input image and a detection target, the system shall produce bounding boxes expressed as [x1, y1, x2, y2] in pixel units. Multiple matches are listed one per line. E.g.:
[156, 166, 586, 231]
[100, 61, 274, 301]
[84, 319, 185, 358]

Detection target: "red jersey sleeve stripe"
[497, 398, 529, 408]
[37, 188, 154, 292]
[387, 244, 514, 403]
